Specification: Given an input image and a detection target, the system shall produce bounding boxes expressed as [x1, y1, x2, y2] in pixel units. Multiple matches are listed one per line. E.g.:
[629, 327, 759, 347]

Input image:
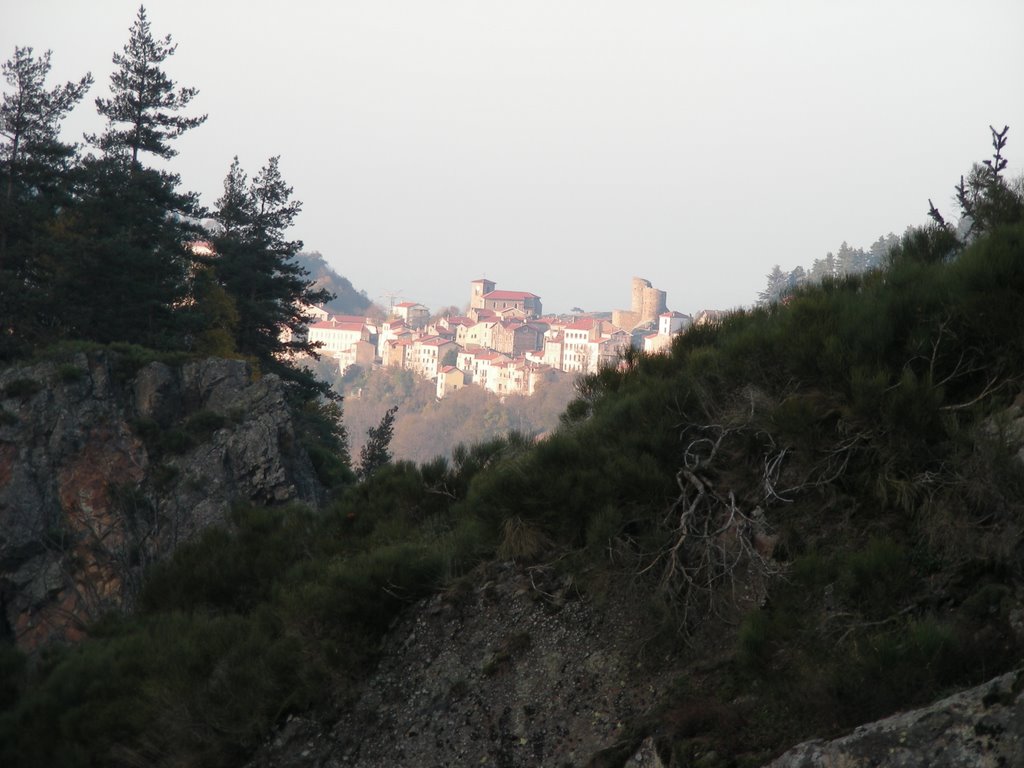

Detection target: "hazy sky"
[5, 1, 1023, 315]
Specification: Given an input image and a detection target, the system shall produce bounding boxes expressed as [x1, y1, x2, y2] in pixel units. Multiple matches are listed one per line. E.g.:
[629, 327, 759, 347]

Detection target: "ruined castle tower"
[631, 277, 667, 325]
[613, 277, 668, 329]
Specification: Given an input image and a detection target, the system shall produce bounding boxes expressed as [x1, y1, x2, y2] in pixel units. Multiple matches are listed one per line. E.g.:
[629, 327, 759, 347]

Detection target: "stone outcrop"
[245, 561, 676, 768]
[0, 352, 325, 651]
[763, 669, 1024, 768]
[243, 554, 1024, 768]
[237, 548, 1024, 768]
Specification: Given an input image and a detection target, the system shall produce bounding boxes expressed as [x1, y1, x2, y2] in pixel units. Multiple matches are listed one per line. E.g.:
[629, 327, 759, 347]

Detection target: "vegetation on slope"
[328, 363, 577, 464]
[2, 131, 1023, 766]
[291, 251, 376, 318]
[4, 20, 1024, 760]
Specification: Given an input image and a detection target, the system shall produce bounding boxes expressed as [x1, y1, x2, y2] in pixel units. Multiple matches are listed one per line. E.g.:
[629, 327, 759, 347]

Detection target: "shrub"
[839, 538, 913, 614]
[1, 378, 41, 400]
[184, 409, 229, 440]
[496, 516, 550, 562]
[56, 363, 86, 383]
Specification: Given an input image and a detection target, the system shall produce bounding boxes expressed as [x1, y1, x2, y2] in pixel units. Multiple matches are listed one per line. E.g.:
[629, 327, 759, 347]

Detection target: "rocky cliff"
[0, 351, 324, 651]
[245, 558, 1024, 768]
[245, 560, 677, 768]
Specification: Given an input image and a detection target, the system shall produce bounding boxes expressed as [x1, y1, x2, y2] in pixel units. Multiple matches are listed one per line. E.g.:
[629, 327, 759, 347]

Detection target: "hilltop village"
[302, 277, 722, 398]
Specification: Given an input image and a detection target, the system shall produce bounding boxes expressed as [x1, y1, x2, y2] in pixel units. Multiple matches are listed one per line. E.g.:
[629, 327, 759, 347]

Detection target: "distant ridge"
[292, 251, 376, 316]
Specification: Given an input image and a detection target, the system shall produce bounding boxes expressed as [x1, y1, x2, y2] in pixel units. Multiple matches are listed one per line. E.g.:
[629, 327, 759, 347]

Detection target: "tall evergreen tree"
[49, 159, 202, 346]
[0, 47, 91, 358]
[50, 6, 206, 348]
[758, 264, 789, 304]
[211, 156, 333, 368]
[358, 405, 398, 479]
[0, 47, 91, 267]
[90, 5, 206, 165]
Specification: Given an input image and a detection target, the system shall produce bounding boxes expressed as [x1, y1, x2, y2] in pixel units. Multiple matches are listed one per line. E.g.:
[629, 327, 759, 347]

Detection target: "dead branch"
[641, 432, 785, 633]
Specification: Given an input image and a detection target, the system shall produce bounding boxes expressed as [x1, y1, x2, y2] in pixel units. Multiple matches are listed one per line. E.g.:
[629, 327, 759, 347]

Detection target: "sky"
[5, 1, 1024, 316]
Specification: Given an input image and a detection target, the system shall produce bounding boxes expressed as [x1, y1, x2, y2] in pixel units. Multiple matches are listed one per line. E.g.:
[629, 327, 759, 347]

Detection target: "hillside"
[291, 252, 377, 317]
[2, 137, 1024, 766]
[329, 365, 577, 465]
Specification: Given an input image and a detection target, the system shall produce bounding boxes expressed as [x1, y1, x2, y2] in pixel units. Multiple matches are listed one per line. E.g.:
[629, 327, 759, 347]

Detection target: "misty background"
[5, 0, 1024, 314]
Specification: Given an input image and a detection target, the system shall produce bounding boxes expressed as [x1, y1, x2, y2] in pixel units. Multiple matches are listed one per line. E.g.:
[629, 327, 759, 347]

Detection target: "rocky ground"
[246, 554, 1024, 768]
[765, 669, 1024, 768]
[246, 560, 680, 768]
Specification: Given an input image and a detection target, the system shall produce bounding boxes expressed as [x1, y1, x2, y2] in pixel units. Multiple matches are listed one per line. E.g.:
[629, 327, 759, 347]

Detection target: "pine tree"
[211, 156, 333, 368]
[48, 158, 203, 347]
[758, 265, 789, 304]
[90, 5, 206, 165]
[0, 47, 91, 268]
[50, 5, 207, 348]
[0, 48, 91, 357]
[358, 406, 398, 479]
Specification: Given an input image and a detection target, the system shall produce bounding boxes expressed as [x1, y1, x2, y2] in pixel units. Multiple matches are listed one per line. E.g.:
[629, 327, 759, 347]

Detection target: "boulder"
[763, 670, 1024, 768]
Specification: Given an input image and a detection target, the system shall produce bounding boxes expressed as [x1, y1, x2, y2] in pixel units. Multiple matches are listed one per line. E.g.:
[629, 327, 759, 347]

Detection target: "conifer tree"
[51, 5, 206, 348]
[358, 406, 398, 479]
[0, 47, 91, 267]
[758, 265, 789, 304]
[211, 156, 333, 369]
[90, 5, 206, 165]
[0, 47, 91, 357]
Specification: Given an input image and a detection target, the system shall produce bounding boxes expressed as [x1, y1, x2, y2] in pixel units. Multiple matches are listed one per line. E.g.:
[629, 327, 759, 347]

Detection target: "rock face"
[246, 561, 675, 768]
[243, 555, 1024, 768]
[0, 352, 325, 651]
[764, 669, 1024, 768]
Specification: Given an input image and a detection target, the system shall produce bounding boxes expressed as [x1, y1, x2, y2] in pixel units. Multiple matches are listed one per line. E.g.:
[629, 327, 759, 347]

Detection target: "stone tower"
[614, 277, 668, 329]
[632, 277, 668, 326]
[470, 278, 496, 312]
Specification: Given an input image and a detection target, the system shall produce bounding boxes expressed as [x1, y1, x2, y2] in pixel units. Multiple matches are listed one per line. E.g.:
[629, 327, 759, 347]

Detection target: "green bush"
[184, 409, 229, 440]
[737, 611, 772, 669]
[0, 645, 25, 712]
[840, 538, 913, 614]
[142, 504, 313, 614]
[56, 363, 86, 383]
[2, 378, 41, 400]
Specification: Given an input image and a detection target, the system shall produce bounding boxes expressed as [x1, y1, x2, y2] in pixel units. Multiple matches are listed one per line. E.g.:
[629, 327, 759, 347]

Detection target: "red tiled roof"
[309, 321, 365, 332]
[564, 319, 596, 330]
[483, 290, 540, 301]
[330, 314, 370, 323]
